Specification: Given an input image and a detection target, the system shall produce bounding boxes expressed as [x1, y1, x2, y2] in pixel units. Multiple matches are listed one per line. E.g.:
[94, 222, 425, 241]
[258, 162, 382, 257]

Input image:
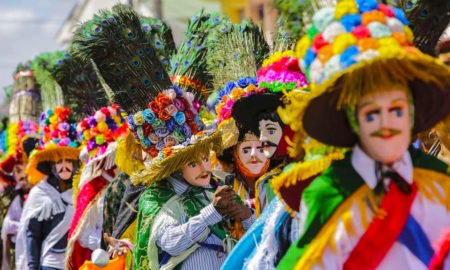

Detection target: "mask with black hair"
[257, 111, 293, 160]
[51, 159, 79, 182]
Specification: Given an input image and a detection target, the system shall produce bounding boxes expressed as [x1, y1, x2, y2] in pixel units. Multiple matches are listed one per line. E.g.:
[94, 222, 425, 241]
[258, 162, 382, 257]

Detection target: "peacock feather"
[207, 19, 270, 92]
[271, 17, 298, 53]
[72, 4, 173, 114]
[274, 0, 336, 43]
[140, 16, 176, 72]
[169, 10, 233, 102]
[51, 45, 109, 120]
[387, 0, 450, 55]
[31, 52, 65, 111]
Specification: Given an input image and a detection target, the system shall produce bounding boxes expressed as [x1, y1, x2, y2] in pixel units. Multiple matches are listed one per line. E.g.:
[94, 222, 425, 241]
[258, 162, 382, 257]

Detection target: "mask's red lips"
[370, 128, 401, 140]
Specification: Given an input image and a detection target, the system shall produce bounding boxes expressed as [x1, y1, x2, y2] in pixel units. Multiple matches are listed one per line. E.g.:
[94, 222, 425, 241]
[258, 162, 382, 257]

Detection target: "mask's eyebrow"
[391, 97, 407, 104]
[358, 101, 376, 110]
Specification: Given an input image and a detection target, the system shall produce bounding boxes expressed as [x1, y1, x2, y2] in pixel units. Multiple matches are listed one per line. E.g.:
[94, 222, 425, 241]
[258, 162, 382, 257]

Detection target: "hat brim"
[231, 93, 283, 135]
[303, 57, 450, 147]
[26, 146, 81, 185]
[130, 131, 223, 186]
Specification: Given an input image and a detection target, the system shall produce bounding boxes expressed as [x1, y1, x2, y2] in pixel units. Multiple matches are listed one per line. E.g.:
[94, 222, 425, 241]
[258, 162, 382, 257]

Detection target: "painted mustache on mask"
[370, 128, 402, 139]
[262, 141, 278, 148]
[195, 171, 211, 180]
[246, 156, 264, 164]
[58, 167, 72, 174]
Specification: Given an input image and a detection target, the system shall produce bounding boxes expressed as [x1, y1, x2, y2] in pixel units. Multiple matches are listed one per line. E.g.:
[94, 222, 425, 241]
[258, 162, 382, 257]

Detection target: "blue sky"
[0, 0, 76, 112]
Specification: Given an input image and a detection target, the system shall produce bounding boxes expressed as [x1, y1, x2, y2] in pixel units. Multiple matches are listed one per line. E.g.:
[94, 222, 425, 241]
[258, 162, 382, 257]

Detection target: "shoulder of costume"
[278, 151, 365, 269]
[139, 180, 177, 209]
[409, 147, 450, 176]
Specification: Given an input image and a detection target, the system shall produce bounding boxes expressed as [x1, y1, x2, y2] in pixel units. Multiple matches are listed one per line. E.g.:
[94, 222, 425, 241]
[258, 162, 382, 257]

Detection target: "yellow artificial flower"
[332, 33, 357, 55]
[334, 0, 358, 20]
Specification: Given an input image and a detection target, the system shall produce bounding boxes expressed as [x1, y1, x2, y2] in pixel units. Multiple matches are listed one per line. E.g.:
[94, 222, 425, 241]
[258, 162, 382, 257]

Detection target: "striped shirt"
[156, 177, 255, 270]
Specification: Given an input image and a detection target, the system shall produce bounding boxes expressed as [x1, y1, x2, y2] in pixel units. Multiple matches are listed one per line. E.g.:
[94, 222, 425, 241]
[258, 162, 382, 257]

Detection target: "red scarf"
[343, 181, 418, 270]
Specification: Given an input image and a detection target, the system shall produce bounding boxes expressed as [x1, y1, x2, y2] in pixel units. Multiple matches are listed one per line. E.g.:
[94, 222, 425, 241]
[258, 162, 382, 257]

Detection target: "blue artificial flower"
[237, 77, 251, 88]
[225, 81, 236, 93]
[174, 111, 186, 125]
[155, 139, 165, 151]
[142, 138, 152, 148]
[165, 118, 177, 132]
[155, 127, 170, 138]
[143, 109, 156, 124]
[127, 115, 135, 127]
[340, 46, 360, 69]
[355, 0, 378, 13]
[249, 77, 257, 85]
[181, 124, 192, 139]
[304, 48, 317, 67]
[392, 7, 409, 25]
[173, 85, 183, 97]
[340, 14, 362, 32]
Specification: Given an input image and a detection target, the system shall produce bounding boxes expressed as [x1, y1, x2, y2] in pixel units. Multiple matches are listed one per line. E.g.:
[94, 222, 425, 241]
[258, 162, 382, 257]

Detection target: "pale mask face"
[13, 163, 30, 192]
[54, 159, 74, 181]
[182, 155, 212, 187]
[237, 140, 268, 174]
[357, 90, 411, 165]
[259, 119, 283, 158]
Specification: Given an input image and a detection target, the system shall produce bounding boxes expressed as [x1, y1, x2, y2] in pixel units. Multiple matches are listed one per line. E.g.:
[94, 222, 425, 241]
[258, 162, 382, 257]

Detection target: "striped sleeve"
[156, 203, 222, 256]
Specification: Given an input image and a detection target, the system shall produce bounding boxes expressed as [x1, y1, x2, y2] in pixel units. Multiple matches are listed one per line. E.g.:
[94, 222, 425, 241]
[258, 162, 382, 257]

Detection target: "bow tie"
[374, 170, 412, 195]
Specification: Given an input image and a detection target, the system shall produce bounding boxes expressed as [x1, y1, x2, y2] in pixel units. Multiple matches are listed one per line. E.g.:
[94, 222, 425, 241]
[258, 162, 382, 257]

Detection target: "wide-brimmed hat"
[76, 104, 128, 186]
[231, 50, 308, 135]
[0, 120, 39, 173]
[26, 106, 80, 185]
[296, 0, 450, 147]
[74, 5, 222, 185]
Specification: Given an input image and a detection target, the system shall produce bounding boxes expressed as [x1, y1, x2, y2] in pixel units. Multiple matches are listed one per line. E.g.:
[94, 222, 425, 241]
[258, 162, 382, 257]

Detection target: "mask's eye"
[203, 156, 209, 163]
[364, 109, 380, 122]
[389, 106, 404, 118]
[268, 128, 276, 135]
[243, 149, 249, 154]
[188, 161, 197, 168]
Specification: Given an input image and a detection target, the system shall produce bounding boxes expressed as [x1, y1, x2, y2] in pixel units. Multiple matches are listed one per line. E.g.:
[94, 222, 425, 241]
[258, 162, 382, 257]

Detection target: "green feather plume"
[169, 10, 232, 101]
[31, 52, 65, 111]
[51, 46, 109, 119]
[73, 4, 173, 114]
[207, 19, 269, 92]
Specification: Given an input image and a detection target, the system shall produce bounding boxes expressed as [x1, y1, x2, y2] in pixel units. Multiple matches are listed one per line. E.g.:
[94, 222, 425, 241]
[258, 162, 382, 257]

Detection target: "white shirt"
[310, 146, 449, 270]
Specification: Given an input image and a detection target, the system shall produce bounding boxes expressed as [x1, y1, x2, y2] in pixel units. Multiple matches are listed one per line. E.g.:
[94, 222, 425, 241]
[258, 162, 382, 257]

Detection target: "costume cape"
[278, 147, 450, 270]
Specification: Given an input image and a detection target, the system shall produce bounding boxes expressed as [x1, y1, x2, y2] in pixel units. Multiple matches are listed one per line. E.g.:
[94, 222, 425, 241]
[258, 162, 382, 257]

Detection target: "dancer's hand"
[213, 185, 235, 216]
[221, 202, 252, 220]
[103, 233, 128, 259]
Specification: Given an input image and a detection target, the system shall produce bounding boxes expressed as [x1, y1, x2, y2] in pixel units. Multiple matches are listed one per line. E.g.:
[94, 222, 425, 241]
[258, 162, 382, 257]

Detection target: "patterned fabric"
[134, 177, 231, 269]
[102, 172, 129, 238]
[133, 180, 176, 270]
[278, 147, 450, 269]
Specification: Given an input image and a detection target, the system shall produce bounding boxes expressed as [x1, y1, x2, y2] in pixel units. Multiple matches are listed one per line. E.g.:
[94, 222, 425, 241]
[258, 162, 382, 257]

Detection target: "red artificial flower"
[100, 107, 111, 117]
[148, 101, 161, 114]
[187, 121, 198, 134]
[158, 109, 172, 121]
[149, 145, 159, 157]
[142, 122, 153, 137]
[155, 93, 171, 107]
